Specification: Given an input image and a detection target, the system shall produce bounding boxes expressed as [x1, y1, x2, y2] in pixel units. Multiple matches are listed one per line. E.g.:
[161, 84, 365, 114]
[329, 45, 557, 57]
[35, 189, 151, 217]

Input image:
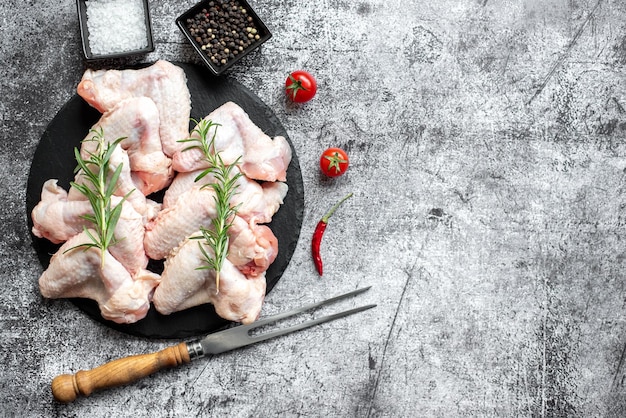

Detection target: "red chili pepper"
[312, 192, 353, 276]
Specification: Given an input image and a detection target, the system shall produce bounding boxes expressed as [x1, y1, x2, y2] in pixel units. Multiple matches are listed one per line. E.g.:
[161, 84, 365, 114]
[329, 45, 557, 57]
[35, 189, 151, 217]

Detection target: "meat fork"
[51, 286, 376, 403]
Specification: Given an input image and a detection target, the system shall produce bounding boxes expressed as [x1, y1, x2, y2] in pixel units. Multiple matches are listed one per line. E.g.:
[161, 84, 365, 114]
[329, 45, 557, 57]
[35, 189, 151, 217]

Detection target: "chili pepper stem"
[321, 192, 353, 223]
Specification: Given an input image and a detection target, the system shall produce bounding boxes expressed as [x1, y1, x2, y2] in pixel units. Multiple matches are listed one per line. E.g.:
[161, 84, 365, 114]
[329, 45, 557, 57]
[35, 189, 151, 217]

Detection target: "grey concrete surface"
[2, 0, 626, 416]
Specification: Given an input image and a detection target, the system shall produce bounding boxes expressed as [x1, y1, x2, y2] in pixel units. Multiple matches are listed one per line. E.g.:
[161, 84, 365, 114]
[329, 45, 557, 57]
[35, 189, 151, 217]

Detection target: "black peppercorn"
[185, 0, 265, 68]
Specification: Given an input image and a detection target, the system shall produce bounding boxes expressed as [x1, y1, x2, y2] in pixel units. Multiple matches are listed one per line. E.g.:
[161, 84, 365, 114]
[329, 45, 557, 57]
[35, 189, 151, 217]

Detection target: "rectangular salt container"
[77, 0, 154, 60]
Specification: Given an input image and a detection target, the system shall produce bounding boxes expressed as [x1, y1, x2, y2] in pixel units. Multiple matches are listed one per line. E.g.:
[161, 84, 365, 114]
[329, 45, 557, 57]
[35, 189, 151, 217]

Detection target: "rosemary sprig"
[66, 127, 128, 267]
[180, 118, 242, 292]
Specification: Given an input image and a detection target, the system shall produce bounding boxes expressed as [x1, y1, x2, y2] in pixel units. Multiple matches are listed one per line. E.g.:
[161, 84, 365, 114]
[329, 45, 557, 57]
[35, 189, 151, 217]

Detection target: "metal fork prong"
[198, 287, 374, 355]
[245, 286, 372, 330]
[247, 304, 377, 345]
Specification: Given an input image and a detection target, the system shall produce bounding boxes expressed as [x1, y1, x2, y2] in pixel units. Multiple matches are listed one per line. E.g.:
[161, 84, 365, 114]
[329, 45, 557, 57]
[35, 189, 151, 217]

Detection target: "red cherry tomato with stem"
[320, 147, 349, 177]
[285, 70, 317, 103]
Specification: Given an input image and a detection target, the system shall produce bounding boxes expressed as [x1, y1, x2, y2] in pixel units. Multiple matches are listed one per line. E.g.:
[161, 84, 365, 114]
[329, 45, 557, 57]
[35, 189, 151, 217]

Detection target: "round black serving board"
[26, 63, 304, 339]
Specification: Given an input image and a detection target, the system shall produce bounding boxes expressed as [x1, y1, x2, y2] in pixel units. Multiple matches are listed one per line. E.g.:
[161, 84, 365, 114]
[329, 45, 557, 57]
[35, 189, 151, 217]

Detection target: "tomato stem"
[324, 152, 349, 175]
[286, 75, 308, 100]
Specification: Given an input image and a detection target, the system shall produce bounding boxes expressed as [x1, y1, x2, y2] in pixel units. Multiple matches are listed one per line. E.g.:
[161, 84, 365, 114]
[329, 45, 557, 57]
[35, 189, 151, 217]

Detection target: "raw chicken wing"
[80, 97, 174, 195]
[172, 102, 292, 182]
[144, 185, 279, 276]
[77, 60, 191, 157]
[39, 230, 160, 324]
[32, 180, 149, 275]
[153, 236, 266, 324]
[144, 186, 218, 260]
[162, 167, 288, 224]
[32, 179, 91, 244]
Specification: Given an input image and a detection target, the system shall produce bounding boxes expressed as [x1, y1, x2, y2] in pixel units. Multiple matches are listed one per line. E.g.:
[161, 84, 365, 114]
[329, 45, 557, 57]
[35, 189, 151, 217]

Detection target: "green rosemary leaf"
[105, 202, 123, 248]
[197, 240, 217, 270]
[103, 137, 125, 163]
[83, 228, 100, 249]
[79, 212, 97, 224]
[83, 193, 100, 219]
[106, 164, 124, 199]
[69, 181, 87, 196]
[73, 148, 92, 176]
[194, 168, 213, 183]
[63, 242, 96, 254]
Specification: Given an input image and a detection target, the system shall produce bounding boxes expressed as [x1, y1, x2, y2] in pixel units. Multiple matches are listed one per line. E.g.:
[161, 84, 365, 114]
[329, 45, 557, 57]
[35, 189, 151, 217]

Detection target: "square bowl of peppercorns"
[76, 0, 155, 60]
[176, 0, 272, 76]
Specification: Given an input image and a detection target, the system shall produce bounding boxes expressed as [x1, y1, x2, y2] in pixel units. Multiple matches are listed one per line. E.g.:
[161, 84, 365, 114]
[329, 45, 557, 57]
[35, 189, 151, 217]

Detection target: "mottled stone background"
[1, 0, 626, 416]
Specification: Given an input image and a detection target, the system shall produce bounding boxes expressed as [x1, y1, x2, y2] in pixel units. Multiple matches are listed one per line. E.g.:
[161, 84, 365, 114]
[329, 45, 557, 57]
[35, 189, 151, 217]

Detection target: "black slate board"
[25, 63, 304, 339]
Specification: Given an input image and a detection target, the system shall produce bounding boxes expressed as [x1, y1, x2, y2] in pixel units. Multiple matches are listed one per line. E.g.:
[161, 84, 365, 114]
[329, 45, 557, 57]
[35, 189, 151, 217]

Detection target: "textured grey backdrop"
[2, 0, 626, 416]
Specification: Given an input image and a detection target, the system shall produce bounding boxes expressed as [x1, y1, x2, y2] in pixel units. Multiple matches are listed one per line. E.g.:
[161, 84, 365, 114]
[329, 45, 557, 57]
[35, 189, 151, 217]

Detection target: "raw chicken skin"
[32, 180, 149, 275]
[161, 170, 216, 208]
[252, 182, 289, 224]
[32, 179, 91, 244]
[80, 97, 174, 195]
[77, 60, 191, 157]
[107, 196, 150, 276]
[227, 216, 278, 277]
[172, 102, 292, 182]
[144, 185, 279, 275]
[153, 236, 266, 324]
[162, 167, 288, 224]
[39, 230, 160, 324]
[144, 186, 218, 260]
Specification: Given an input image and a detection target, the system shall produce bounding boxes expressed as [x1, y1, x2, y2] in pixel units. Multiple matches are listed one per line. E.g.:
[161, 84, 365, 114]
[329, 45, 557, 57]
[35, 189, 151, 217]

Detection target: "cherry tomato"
[320, 148, 349, 177]
[285, 70, 317, 103]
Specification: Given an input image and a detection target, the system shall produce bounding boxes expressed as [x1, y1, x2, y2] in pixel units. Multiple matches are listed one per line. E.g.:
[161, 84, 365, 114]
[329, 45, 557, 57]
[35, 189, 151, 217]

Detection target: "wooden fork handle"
[51, 342, 191, 403]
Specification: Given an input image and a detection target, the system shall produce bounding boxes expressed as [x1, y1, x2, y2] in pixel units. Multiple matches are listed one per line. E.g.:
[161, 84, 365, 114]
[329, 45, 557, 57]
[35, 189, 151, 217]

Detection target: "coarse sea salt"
[86, 0, 148, 55]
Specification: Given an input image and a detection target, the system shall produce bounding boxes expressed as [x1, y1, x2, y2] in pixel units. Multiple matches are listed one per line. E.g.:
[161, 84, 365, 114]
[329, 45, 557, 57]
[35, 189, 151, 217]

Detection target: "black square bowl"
[77, 0, 155, 61]
[176, 0, 272, 76]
